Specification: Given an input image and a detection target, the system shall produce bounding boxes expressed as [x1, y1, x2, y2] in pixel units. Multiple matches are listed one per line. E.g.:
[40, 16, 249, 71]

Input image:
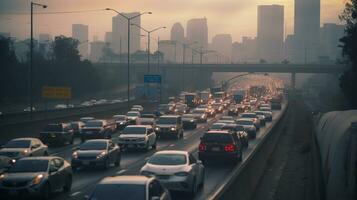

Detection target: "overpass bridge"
[94, 63, 345, 89]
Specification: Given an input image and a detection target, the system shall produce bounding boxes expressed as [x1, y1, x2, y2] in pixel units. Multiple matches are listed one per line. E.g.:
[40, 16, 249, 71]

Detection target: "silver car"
[118, 125, 157, 151]
[0, 138, 48, 160]
[141, 150, 205, 196]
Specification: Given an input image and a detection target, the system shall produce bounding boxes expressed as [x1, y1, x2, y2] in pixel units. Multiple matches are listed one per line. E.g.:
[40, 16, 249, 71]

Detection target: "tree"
[52, 35, 80, 63]
[339, 0, 357, 107]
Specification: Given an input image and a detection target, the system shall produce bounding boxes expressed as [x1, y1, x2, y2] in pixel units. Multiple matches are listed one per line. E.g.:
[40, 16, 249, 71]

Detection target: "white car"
[118, 125, 157, 151]
[132, 105, 144, 112]
[141, 150, 205, 196]
[126, 111, 141, 125]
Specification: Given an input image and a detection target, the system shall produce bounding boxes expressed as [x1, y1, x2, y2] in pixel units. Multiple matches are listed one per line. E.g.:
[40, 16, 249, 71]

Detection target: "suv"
[198, 130, 243, 164]
[81, 120, 116, 142]
[155, 115, 184, 139]
[118, 125, 157, 151]
[40, 123, 74, 146]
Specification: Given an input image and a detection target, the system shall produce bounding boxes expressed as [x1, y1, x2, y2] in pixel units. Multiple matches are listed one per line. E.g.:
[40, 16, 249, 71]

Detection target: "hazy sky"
[0, 0, 346, 47]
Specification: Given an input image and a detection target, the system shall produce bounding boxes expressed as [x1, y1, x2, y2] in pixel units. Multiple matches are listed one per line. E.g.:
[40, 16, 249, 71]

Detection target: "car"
[141, 150, 205, 196]
[126, 111, 141, 125]
[88, 176, 171, 200]
[23, 106, 36, 112]
[270, 98, 282, 110]
[113, 115, 128, 131]
[259, 103, 271, 109]
[209, 123, 226, 131]
[0, 138, 48, 160]
[81, 120, 116, 142]
[198, 130, 243, 164]
[221, 116, 235, 121]
[240, 112, 261, 130]
[182, 114, 198, 130]
[157, 104, 173, 114]
[221, 124, 249, 148]
[71, 139, 120, 170]
[118, 125, 157, 151]
[40, 123, 75, 146]
[192, 108, 208, 123]
[0, 157, 72, 199]
[216, 120, 236, 125]
[255, 113, 266, 126]
[155, 115, 184, 139]
[211, 103, 224, 113]
[138, 114, 156, 127]
[80, 117, 95, 124]
[255, 110, 273, 122]
[236, 118, 257, 139]
[0, 156, 13, 175]
[260, 106, 272, 112]
[175, 104, 189, 115]
[132, 105, 144, 112]
[228, 105, 238, 116]
[70, 121, 85, 137]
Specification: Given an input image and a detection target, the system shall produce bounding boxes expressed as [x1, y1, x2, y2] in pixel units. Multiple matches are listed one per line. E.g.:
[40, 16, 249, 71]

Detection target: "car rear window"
[80, 141, 107, 150]
[148, 154, 187, 165]
[122, 127, 146, 134]
[90, 184, 145, 200]
[157, 117, 177, 124]
[202, 133, 233, 143]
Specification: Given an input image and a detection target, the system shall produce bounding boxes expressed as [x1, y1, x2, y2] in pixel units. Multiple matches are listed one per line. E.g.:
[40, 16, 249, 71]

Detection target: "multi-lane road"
[18, 103, 285, 200]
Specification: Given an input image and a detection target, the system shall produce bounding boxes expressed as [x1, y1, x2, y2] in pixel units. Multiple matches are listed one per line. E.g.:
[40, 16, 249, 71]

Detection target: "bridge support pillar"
[291, 72, 296, 89]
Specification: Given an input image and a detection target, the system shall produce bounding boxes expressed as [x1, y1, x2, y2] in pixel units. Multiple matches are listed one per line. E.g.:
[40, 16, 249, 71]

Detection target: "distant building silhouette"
[158, 40, 177, 63]
[257, 5, 284, 63]
[211, 34, 232, 62]
[112, 12, 141, 54]
[294, 0, 320, 63]
[319, 23, 345, 63]
[72, 24, 89, 59]
[187, 18, 208, 49]
[90, 41, 106, 62]
[38, 33, 52, 59]
[105, 32, 113, 44]
[171, 23, 185, 43]
[232, 37, 258, 63]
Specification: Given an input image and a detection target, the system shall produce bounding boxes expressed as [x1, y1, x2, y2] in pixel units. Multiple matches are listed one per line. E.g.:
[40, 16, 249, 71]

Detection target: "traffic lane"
[53, 115, 221, 200]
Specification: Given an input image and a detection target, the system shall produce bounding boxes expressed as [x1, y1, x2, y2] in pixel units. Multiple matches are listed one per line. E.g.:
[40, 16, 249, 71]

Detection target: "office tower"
[171, 22, 185, 43]
[319, 23, 345, 62]
[257, 5, 284, 63]
[294, 0, 320, 63]
[112, 12, 141, 54]
[105, 32, 113, 44]
[72, 24, 89, 59]
[90, 41, 106, 62]
[187, 18, 208, 49]
[211, 34, 232, 62]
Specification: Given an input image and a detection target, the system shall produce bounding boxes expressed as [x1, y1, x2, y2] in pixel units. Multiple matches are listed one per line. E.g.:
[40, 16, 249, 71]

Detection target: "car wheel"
[63, 175, 72, 192]
[41, 183, 51, 200]
[114, 155, 121, 167]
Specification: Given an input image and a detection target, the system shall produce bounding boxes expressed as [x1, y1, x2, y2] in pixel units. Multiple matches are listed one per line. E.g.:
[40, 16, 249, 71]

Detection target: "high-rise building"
[112, 12, 141, 54]
[90, 41, 106, 62]
[171, 22, 185, 43]
[158, 40, 177, 63]
[319, 23, 345, 62]
[186, 18, 208, 49]
[105, 32, 113, 44]
[72, 24, 89, 59]
[257, 5, 284, 63]
[211, 34, 232, 62]
[231, 37, 258, 63]
[294, 0, 320, 63]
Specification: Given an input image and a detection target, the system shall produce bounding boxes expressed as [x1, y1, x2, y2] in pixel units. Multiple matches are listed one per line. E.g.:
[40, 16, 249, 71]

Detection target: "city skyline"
[0, 0, 344, 44]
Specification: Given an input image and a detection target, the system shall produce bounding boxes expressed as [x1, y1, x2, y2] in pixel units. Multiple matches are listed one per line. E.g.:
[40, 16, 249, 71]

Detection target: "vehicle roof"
[236, 118, 254, 121]
[113, 115, 126, 117]
[19, 156, 61, 161]
[87, 119, 105, 122]
[126, 125, 151, 129]
[206, 130, 230, 134]
[10, 138, 38, 141]
[127, 111, 140, 113]
[154, 150, 188, 156]
[100, 176, 153, 185]
[83, 139, 109, 143]
[160, 115, 180, 118]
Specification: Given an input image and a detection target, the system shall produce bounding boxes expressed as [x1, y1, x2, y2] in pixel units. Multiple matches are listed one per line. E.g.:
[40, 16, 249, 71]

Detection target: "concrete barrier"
[210, 101, 289, 200]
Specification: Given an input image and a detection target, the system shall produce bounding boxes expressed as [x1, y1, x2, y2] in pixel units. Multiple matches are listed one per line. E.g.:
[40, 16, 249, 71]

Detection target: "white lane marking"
[116, 169, 127, 175]
[70, 191, 81, 197]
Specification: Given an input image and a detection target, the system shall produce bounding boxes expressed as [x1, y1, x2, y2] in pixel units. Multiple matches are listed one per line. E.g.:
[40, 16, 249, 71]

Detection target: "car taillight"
[199, 143, 206, 152]
[224, 144, 235, 152]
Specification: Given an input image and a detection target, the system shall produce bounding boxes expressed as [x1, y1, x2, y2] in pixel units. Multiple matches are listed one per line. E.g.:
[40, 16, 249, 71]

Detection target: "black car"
[198, 130, 243, 165]
[70, 121, 85, 137]
[155, 115, 184, 139]
[0, 157, 72, 199]
[113, 115, 128, 131]
[182, 114, 198, 130]
[40, 123, 74, 146]
[71, 139, 121, 170]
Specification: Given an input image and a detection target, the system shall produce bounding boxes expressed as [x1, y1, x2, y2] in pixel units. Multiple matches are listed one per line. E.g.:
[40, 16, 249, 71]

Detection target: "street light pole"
[30, 2, 47, 116]
[105, 8, 152, 109]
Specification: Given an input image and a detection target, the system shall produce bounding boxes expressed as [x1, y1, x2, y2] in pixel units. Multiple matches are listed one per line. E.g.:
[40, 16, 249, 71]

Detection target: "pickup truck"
[80, 119, 116, 142]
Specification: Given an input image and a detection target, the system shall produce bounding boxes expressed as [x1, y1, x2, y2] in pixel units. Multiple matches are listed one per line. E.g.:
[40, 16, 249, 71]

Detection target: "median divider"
[209, 101, 290, 200]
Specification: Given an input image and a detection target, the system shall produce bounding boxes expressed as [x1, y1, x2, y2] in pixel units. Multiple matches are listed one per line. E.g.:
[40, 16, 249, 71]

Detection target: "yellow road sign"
[42, 86, 72, 99]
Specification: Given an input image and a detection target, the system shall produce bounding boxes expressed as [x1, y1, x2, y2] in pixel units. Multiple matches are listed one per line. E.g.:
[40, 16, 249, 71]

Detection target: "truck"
[185, 93, 199, 108]
[233, 90, 246, 104]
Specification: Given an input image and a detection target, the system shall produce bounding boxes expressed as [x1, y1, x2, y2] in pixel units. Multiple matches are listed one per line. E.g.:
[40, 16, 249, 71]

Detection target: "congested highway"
[0, 79, 285, 200]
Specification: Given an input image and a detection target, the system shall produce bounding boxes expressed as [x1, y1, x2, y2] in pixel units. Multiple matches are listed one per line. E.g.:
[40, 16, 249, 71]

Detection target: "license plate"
[211, 147, 220, 151]
[9, 190, 18, 195]
[83, 161, 90, 165]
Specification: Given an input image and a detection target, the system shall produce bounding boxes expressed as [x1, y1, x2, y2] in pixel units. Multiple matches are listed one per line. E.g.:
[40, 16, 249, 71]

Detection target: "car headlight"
[119, 122, 124, 125]
[155, 127, 160, 131]
[201, 115, 205, 119]
[175, 172, 189, 176]
[31, 174, 44, 185]
[96, 151, 107, 159]
[141, 171, 155, 176]
[0, 174, 5, 181]
[190, 120, 194, 122]
[170, 127, 176, 131]
[20, 149, 29, 156]
[72, 152, 78, 159]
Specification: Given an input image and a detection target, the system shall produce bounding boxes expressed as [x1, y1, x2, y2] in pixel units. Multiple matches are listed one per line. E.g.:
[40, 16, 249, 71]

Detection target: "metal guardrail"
[209, 101, 289, 200]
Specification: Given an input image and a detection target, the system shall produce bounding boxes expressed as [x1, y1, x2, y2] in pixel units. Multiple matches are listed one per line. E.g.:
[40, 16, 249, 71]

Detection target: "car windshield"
[235, 126, 245, 131]
[211, 124, 225, 130]
[237, 120, 254, 125]
[157, 117, 177, 124]
[127, 112, 139, 117]
[114, 116, 126, 120]
[90, 184, 145, 200]
[86, 121, 104, 127]
[4, 140, 31, 148]
[193, 109, 205, 114]
[80, 141, 107, 150]
[148, 154, 187, 165]
[241, 113, 256, 118]
[8, 160, 48, 173]
[122, 127, 146, 134]
[202, 133, 233, 143]
[44, 124, 63, 132]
